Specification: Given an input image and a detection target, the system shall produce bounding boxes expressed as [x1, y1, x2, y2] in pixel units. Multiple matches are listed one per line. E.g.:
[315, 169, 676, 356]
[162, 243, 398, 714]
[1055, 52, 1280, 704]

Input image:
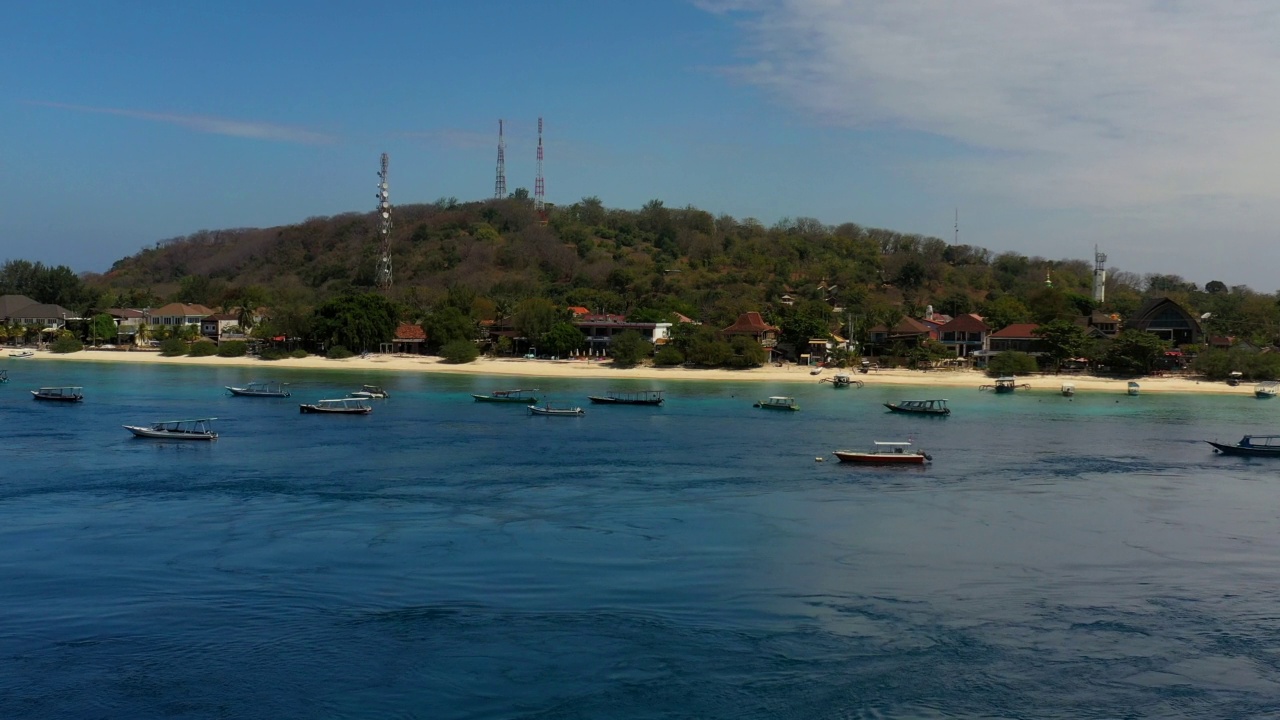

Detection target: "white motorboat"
[124, 418, 218, 440]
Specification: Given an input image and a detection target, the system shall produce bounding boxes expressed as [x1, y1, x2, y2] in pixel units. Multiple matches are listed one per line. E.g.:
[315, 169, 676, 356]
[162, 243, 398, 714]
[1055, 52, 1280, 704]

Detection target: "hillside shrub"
[290, 349, 309, 358]
[326, 345, 354, 360]
[986, 351, 1038, 377]
[217, 341, 248, 357]
[440, 339, 480, 364]
[187, 340, 217, 357]
[50, 335, 83, 354]
[159, 338, 188, 357]
[654, 347, 684, 367]
[259, 347, 288, 361]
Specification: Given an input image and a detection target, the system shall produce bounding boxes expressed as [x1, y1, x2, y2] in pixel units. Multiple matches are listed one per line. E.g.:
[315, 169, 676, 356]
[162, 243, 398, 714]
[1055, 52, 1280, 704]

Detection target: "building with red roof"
[988, 323, 1042, 353]
[937, 314, 990, 358]
[721, 312, 779, 348]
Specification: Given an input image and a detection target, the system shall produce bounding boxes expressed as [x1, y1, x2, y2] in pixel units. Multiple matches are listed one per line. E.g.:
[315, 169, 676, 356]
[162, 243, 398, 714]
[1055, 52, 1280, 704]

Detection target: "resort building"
[390, 323, 426, 354]
[201, 313, 241, 341]
[1124, 297, 1203, 346]
[987, 323, 1043, 354]
[0, 294, 75, 330]
[937, 314, 990, 358]
[866, 316, 932, 353]
[148, 303, 215, 329]
[721, 312, 780, 349]
[574, 314, 673, 354]
[105, 308, 147, 343]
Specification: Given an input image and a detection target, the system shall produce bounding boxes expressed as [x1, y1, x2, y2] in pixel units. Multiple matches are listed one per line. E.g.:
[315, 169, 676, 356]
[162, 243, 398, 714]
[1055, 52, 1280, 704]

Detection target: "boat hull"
[227, 388, 290, 398]
[833, 451, 928, 464]
[124, 425, 217, 440]
[473, 394, 537, 403]
[1206, 441, 1280, 457]
[587, 396, 663, 406]
[299, 405, 372, 414]
[31, 393, 82, 402]
[883, 403, 949, 416]
[529, 407, 583, 416]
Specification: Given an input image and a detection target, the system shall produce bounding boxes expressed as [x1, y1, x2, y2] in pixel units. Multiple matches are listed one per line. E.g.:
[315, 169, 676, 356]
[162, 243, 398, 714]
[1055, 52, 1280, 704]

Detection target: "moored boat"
[348, 384, 390, 399]
[1127, 381, 1140, 396]
[1256, 382, 1278, 399]
[31, 386, 83, 402]
[1207, 435, 1280, 457]
[473, 389, 539, 404]
[299, 398, 372, 414]
[1061, 382, 1075, 397]
[9, 350, 33, 358]
[754, 396, 799, 411]
[883, 399, 950, 416]
[124, 417, 218, 440]
[833, 441, 931, 464]
[820, 373, 864, 388]
[980, 376, 1030, 393]
[587, 390, 664, 406]
[0, 369, 7, 383]
[529, 402, 584, 416]
[226, 381, 291, 398]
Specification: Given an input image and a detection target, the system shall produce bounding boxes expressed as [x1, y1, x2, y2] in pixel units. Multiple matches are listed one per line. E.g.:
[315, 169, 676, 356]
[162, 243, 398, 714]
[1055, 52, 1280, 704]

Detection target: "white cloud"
[27, 101, 336, 145]
[701, 0, 1280, 210]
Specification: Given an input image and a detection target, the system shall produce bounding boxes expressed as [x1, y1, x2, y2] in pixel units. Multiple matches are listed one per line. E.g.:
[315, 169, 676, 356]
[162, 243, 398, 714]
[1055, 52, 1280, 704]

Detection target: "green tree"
[1032, 320, 1090, 373]
[1100, 330, 1169, 375]
[726, 335, 766, 368]
[654, 346, 684, 366]
[310, 293, 398, 353]
[50, 334, 83, 354]
[608, 330, 652, 366]
[422, 306, 475, 351]
[779, 299, 833, 352]
[987, 351, 1037, 376]
[440, 339, 480, 363]
[513, 298, 561, 341]
[979, 295, 1031, 331]
[541, 322, 585, 358]
[88, 313, 117, 346]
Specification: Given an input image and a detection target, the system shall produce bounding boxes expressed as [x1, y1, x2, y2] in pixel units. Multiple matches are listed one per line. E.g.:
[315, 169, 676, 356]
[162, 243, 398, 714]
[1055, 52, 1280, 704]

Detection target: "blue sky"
[4, 1, 1279, 291]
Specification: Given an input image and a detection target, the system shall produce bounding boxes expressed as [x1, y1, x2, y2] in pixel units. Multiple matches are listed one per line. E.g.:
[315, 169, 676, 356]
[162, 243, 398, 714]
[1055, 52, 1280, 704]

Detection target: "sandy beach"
[11, 347, 1255, 397]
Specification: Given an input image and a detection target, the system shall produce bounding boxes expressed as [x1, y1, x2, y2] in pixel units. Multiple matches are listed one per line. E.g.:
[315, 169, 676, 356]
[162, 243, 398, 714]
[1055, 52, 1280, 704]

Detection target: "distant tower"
[494, 119, 507, 200]
[375, 153, 392, 290]
[1093, 246, 1107, 303]
[534, 117, 546, 221]
[954, 208, 959, 245]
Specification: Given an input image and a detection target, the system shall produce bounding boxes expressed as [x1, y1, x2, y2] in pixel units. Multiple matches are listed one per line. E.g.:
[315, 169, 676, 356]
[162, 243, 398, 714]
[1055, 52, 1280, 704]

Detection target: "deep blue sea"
[4, 361, 1280, 719]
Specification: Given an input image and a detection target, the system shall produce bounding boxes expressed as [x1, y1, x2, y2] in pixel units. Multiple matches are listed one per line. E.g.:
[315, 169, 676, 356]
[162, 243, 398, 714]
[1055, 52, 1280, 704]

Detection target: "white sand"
[13, 347, 1251, 396]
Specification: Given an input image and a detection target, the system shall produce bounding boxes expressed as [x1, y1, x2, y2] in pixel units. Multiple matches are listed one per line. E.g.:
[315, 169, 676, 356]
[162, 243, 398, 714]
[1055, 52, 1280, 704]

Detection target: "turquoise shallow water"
[4, 361, 1280, 718]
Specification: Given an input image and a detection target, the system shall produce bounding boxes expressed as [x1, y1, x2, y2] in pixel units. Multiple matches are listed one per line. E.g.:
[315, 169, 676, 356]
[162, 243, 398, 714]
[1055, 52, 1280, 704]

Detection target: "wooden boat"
[1127, 381, 1140, 396]
[1207, 435, 1280, 457]
[980, 376, 1030, 393]
[8, 350, 33, 358]
[348, 384, 390, 399]
[754, 396, 799, 411]
[124, 417, 218, 441]
[883, 399, 950, 416]
[528, 402, 584, 416]
[473, 389, 539, 404]
[833, 441, 931, 464]
[1061, 382, 1075, 397]
[1256, 382, 1278, 399]
[226, 381, 290, 398]
[299, 398, 372, 414]
[587, 390, 664, 406]
[820, 373, 864, 388]
[31, 386, 83, 402]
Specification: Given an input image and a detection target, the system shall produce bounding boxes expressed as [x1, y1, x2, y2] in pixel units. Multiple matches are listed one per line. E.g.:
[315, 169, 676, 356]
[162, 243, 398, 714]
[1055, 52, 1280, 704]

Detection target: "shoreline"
[9, 347, 1256, 396]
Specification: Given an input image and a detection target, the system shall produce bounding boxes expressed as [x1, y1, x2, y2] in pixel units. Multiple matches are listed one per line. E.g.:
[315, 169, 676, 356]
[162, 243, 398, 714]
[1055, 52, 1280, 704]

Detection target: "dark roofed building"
[392, 322, 427, 354]
[1124, 297, 1202, 346]
[722, 312, 779, 348]
[937, 313, 990, 358]
[988, 323, 1042, 353]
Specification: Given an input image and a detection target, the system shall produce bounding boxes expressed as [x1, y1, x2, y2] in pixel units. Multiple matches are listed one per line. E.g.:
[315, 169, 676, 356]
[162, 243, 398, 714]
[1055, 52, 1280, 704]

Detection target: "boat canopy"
[873, 441, 914, 447]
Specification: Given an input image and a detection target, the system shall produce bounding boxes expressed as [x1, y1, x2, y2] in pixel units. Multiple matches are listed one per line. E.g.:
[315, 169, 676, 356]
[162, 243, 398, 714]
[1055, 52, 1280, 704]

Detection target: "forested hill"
[42, 195, 1277, 343]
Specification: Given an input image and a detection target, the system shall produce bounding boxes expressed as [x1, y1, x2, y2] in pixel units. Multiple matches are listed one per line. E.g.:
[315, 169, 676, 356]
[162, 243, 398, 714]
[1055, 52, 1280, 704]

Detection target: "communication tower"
[953, 208, 959, 245]
[534, 116, 546, 221]
[495, 119, 507, 199]
[375, 153, 392, 290]
[1093, 246, 1107, 303]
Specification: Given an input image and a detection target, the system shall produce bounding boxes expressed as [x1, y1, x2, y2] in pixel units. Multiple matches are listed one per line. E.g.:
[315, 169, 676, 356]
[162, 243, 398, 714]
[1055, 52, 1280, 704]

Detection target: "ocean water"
[3, 361, 1280, 719]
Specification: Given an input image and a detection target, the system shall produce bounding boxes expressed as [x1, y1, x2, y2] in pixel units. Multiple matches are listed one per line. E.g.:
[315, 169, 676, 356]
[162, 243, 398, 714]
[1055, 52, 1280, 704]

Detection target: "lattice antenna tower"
[534, 116, 546, 220]
[494, 119, 507, 199]
[375, 153, 393, 290]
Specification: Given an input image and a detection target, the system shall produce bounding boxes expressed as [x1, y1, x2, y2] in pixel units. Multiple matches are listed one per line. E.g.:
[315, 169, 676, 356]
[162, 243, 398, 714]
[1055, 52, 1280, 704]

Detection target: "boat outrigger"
[833, 441, 932, 465]
[299, 398, 372, 414]
[980, 376, 1031, 393]
[529, 402, 584, 416]
[31, 386, 83, 402]
[1207, 435, 1280, 457]
[754, 396, 799, 411]
[473, 389, 539, 404]
[226, 381, 290, 398]
[883, 399, 950, 416]
[587, 390, 664, 406]
[348, 384, 390, 399]
[124, 418, 219, 441]
[820, 373, 864, 388]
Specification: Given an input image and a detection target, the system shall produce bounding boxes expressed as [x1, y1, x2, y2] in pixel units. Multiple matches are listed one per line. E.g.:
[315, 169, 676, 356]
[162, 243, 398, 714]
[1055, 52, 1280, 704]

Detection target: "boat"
[833, 441, 932, 465]
[1207, 435, 1280, 457]
[348, 384, 390, 399]
[31, 386, 83, 402]
[980, 376, 1030, 393]
[1061, 382, 1075, 397]
[0, 369, 7, 383]
[754, 396, 799, 411]
[1127, 381, 1140, 396]
[9, 350, 33, 358]
[1227, 371, 1243, 387]
[820, 373, 864, 388]
[883, 399, 950, 416]
[473, 389, 539, 404]
[587, 390, 664, 406]
[1256, 382, 1278, 399]
[226, 381, 291, 398]
[529, 402, 584, 416]
[123, 417, 218, 440]
[299, 398, 372, 414]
